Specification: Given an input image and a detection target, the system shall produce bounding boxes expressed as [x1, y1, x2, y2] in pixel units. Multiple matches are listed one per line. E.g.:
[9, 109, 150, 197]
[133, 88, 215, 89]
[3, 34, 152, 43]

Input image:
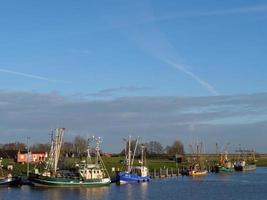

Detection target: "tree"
[166, 140, 184, 155]
[2, 142, 26, 151]
[73, 135, 87, 156]
[145, 141, 164, 155]
[120, 138, 141, 156]
[30, 143, 50, 152]
[62, 142, 74, 154]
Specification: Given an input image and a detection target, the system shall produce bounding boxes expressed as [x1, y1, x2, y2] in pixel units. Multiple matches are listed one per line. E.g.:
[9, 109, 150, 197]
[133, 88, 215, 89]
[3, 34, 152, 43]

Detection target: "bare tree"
[145, 141, 164, 155]
[30, 143, 50, 152]
[62, 142, 74, 156]
[166, 140, 184, 155]
[2, 142, 26, 151]
[73, 135, 87, 156]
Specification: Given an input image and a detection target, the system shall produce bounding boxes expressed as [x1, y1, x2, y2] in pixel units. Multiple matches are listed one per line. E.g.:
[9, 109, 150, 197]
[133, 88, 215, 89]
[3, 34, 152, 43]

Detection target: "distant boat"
[0, 158, 21, 187]
[234, 149, 256, 172]
[188, 164, 208, 176]
[116, 136, 150, 183]
[234, 161, 256, 171]
[215, 150, 234, 173]
[29, 128, 111, 187]
[187, 142, 208, 176]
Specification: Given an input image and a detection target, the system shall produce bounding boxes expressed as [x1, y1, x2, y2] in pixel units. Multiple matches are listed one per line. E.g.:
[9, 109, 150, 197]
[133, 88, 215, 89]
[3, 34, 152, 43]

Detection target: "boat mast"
[130, 137, 139, 170]
[46, 128, 65, 175]
[26, 136, 30, 177]
[95, 137, 102, 166]
[53, 128, 64, 174]
[87, 137, 94, 164]
[127, 136, 131, 172]
[141, 144, 145, 167]
[0, 157, 3, 177]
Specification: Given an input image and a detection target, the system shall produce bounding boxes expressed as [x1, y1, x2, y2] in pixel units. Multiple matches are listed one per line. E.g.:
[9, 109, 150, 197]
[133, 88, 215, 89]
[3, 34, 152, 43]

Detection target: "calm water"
[1, 168, 267, 200]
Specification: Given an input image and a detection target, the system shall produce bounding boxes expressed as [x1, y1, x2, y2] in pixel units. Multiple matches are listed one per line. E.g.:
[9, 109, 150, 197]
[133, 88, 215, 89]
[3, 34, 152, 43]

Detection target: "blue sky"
[0, 1, 267, 152]
[1, 0, 267, 97]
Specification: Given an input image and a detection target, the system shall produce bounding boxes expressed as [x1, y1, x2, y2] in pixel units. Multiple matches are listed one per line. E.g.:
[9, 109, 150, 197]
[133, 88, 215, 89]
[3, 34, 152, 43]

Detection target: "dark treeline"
[0, 136, 185, 157]
[119, 140, 184, 158]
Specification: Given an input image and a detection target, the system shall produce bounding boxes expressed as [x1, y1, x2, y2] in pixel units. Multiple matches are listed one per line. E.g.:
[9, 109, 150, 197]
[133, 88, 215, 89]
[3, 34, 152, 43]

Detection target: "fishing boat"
[234, 161, 256, 171]
[215, 149, 234, 173]
[188, 164, 208, 176]
[0, 158, 21, 187]
[116, 136, 150, 183]
[29, 128, 111, 187]
[0, 176, 22, 187]
[234, 149, 256, 172]
[187, 142, 208, 176]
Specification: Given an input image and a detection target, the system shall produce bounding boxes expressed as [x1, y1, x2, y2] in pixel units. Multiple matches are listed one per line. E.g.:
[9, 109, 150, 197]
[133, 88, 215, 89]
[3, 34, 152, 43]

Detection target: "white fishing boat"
[29, 128, 111, 187]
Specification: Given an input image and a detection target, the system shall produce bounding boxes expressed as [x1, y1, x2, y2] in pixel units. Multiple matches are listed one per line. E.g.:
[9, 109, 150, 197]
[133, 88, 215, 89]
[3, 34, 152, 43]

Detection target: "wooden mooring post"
[151, 168, 180, 179]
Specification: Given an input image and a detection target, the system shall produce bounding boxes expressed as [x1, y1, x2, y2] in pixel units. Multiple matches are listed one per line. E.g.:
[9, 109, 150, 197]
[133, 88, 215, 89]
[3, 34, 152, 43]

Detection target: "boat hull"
[0, 176, 22, 187]
[234, 164, 256, 171]
[116, 172, 150, 183]
[215, 166, 234, 173]
[189, 170, 208, 176]
[29, 173, 111, 187]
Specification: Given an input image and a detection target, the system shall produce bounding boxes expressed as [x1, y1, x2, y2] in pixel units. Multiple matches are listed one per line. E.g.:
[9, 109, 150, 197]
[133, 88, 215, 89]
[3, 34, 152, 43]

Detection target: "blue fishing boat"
[116, 136, 150, 183]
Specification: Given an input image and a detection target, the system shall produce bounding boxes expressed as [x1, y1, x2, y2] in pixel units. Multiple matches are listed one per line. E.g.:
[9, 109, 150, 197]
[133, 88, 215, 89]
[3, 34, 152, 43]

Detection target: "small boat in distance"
[187, 142, 208, 176]
[29, 128, 111, 187]
[116, 136, 150, 183]
[215, 146, 234, 173]
[0, 157, 21, 187]
[188, 163, 208, 176]
[234, 149, 256, 172]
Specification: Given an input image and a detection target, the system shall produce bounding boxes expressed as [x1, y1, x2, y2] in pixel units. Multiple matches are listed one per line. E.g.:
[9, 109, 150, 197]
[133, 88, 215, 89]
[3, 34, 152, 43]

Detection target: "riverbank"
[2, 154, 267, 177]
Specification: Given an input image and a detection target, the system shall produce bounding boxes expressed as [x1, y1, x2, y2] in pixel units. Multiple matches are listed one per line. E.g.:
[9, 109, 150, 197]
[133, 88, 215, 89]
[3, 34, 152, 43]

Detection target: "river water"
[1, 167, 267, 200]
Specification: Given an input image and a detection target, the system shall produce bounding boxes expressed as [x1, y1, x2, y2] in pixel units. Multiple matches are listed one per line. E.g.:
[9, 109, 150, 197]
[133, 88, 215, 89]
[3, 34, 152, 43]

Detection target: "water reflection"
[30, 186, 110, 200]
[83, 186, 109, 199]
[139, 182, 148, 200]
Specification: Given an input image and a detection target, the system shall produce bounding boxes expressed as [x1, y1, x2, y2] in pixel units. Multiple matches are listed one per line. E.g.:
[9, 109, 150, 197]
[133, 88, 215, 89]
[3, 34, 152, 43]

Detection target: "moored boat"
[234, 161, 256, 172]
[187, 142, 208, 176]
[215, 149, 234, 173]
[0, 157, 21, 187]
[29, 128, 111, 187]
[116, 136, 150, 183]
[234, 149, 256, 172]
[188, 164, 208, 176]
[0, 176, 22, 187]
[29, 173, 110, 187]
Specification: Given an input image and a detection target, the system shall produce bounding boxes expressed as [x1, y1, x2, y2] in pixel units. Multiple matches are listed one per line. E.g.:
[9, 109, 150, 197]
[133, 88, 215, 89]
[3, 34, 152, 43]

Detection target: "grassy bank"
[3, 155, 267, 177]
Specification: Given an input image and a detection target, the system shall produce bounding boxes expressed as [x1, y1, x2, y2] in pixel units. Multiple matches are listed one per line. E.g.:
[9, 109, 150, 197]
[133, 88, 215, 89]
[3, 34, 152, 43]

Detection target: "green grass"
[3, 155, 267, 177]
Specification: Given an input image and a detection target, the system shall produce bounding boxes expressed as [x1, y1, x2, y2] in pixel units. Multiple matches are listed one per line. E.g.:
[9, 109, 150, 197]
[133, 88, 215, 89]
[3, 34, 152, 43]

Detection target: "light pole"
[27, 137, 30, 177]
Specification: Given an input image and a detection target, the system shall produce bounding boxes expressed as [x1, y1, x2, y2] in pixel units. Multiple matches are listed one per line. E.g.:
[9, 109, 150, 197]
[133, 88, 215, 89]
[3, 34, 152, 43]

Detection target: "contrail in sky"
[163, 59, 220, 96]
[99, 0, 221, 96]
[0, 68, 57, 82]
